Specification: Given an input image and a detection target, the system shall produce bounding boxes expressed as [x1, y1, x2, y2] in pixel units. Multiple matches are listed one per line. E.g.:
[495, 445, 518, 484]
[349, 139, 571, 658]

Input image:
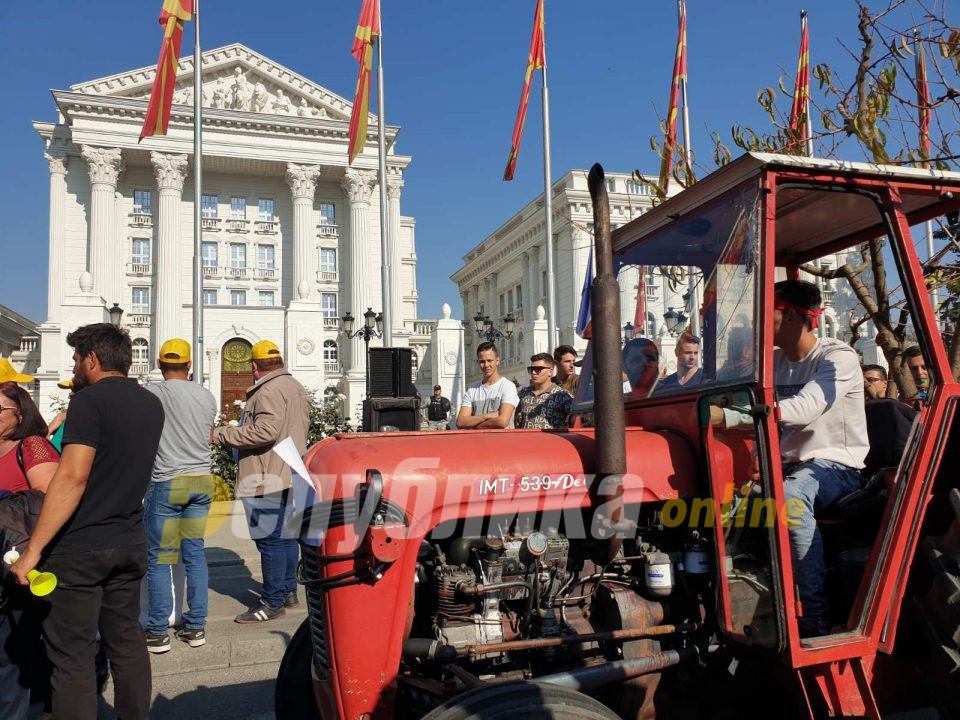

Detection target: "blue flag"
[576, 249, 593, 338]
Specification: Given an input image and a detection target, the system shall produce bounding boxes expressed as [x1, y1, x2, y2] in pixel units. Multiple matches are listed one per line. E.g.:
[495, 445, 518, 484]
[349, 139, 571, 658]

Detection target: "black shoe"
[798, 616, 830, 639]
[283, 591, 300, 609]
[146, 633, 171, 654]
[175, 627, 206, 647]
[235, 599, 285, 624]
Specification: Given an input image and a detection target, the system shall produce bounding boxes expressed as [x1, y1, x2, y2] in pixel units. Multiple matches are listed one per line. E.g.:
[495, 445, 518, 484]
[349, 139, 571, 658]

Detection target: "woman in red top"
[0, 381, 58, 494]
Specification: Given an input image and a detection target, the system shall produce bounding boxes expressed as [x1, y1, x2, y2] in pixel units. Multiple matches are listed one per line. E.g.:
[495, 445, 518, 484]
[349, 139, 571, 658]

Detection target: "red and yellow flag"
[916, 35, 931, 163]
[139, 0, 193, 142]
[658, 1, 687, 194]
[788, 11, 811, 154]
[348, 0, 380, 165]
[633, 267, 647, 335]
[503, 0, 546, 181]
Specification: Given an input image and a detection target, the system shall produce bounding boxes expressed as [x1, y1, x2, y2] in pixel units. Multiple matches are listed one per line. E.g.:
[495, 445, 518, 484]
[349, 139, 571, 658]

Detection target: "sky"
[0, 1, 874, 324]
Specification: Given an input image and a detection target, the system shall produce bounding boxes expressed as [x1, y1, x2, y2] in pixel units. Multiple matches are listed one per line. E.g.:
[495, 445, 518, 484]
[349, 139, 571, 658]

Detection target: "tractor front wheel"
[422, 681, 622, 720]
[275, 618, 322, 720]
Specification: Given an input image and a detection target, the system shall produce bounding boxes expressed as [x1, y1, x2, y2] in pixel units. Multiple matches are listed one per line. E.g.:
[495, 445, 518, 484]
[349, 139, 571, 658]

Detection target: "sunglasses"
[527, 366, 551, 374]
[0, 406, 18, 414]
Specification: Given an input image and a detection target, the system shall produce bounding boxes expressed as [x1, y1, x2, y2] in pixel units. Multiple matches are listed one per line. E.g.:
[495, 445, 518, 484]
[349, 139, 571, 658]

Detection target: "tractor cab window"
[573, 179, 762, 410]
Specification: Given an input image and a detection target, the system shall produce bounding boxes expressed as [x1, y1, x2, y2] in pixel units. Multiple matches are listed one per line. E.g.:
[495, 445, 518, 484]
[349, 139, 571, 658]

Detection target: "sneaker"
[283, 590, 300, 609]
[146, 633, 171, 654]
[235, 599, 285, 624]
[175, 627, 206, 648]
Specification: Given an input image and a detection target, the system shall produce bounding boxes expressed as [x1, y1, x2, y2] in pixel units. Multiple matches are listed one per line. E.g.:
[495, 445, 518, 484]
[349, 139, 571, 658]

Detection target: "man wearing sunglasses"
[515, 353, 573, 430]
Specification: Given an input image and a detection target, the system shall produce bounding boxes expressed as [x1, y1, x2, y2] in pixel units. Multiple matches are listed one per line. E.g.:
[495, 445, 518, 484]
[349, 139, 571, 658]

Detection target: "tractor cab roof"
[613, 152, 960, 265]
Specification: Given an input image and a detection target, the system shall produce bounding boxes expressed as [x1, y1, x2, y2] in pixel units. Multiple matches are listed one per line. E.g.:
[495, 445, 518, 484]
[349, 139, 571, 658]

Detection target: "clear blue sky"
[0, 1, 866, 323]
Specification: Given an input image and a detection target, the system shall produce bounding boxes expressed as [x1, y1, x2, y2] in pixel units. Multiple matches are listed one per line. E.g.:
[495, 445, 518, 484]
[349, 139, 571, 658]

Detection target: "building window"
[131, 238, 151, 265]
[134, 190, 152, 215]
[258, 291, 275, 307]
[201, 194, 218, 219]
[230, 290, 246, 306]
[132, 338, 149, 363]
[319, 248, 337, 274]
[541, 271, 547, 298]
[507, 289, 514, 313]
[499, 294, 505, 318]
[323, 339, 338, 362]
[202, 289, 217, 305]
[230, 243, 246, 268]
[516, 285, 523, 309]
[605, 178, 616, 193]
[201, 241, 218, 268]
[231, 196, 246, 219]
[258, 198, 274, 221]
[321, 292, 337, 318]
[257, 244, 275, 270]
[131, 287, 150, 314]
[319, 203, 336, 226]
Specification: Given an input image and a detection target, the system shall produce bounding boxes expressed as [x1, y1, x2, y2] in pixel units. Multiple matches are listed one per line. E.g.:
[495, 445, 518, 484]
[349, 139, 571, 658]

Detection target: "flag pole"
[541, 1, 558, 348]
[376, 19, 393, 347]
[677, 0, 700, 337]
[915, 29, 938, 320]
[192, 0, 204, 384]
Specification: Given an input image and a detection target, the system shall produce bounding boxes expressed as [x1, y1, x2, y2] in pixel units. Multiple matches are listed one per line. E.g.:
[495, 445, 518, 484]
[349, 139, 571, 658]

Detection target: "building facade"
[33, 43, 424, 418]
[452, 170, 884, 388]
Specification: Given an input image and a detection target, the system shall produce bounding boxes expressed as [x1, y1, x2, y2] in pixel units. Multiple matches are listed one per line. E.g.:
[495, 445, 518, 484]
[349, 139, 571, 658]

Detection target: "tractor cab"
[572, 153, 960, 713]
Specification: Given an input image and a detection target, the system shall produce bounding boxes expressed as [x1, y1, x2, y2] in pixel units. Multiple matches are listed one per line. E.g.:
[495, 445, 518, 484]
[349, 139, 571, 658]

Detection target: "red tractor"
[276, 155, 960, 719]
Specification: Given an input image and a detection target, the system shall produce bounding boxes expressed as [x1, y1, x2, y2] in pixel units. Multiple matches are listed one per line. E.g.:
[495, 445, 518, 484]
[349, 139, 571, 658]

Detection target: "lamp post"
[663, 307, 686, 336]
[108, 303, 124, 328]
[340, 307, 383, 395]
[472, 312, 515, 343]
[622, 322, 634, 346]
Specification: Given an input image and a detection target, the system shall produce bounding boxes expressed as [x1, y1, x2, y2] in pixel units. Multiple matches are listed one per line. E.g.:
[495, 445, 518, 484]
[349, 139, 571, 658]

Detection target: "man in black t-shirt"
[12, 323, 163, 720]
[425, 385, 451, 431]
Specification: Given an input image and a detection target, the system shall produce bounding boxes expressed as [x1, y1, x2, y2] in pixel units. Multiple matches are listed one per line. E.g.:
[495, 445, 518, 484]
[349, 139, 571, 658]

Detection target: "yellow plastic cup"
[26, 569, 57, 597]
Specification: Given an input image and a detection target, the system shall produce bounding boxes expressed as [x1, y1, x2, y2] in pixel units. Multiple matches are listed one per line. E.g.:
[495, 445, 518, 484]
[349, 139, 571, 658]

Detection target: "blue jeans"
[242, 490, 299, 608]
[783, 459, 862, 628]
[145, 477, 212, 635]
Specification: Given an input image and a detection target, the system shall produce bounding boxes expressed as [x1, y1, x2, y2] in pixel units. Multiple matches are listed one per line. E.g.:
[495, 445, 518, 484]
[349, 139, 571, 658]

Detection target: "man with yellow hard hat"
[142, 339, 217, 652]
[210, 339, 310, 623]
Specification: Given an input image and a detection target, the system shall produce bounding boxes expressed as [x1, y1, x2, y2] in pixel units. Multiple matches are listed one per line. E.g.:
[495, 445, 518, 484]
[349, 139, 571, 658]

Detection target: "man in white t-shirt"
[457, 342, 520, 429]
[715, 280, 868, 637]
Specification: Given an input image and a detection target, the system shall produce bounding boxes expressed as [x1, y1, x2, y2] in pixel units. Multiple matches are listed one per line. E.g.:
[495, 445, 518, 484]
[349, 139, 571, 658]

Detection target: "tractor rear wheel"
[422, 682, 622, 720]
[275, 618, 322, 720]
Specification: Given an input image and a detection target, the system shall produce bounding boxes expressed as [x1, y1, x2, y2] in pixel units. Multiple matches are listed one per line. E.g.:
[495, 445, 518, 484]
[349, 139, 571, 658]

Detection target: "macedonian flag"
[503, 0, 546, 181]
[657, 0, 687, 193]
[139, 0, 194, 142]
[348, 0, 380, 165]
[788, 11, 811, 154]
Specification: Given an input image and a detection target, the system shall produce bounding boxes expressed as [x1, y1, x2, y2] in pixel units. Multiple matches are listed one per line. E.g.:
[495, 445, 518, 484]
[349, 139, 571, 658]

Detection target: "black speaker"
[368, 347, 414, 398]
[363, 397, 420, 432]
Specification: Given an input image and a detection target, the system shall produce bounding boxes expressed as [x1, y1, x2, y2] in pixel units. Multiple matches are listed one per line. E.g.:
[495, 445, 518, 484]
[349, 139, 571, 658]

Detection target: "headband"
[775, 300, 824, 330]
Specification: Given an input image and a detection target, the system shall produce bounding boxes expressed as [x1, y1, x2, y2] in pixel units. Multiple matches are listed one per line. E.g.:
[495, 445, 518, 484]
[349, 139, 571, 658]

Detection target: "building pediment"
[68, 43, 367, 124]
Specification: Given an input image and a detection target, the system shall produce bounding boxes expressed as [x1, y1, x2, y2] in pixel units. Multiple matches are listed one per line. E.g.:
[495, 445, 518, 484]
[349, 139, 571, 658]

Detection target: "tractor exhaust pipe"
[533, 646, 699, 691]
[587, 163, 627, 562]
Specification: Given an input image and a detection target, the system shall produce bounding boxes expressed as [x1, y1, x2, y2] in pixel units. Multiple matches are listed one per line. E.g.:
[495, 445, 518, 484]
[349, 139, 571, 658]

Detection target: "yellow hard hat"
[159, 338, 191, 363]
[0, 358, 34, 384]
[56, 378, 73, 389]
[251, 340, 282, 361]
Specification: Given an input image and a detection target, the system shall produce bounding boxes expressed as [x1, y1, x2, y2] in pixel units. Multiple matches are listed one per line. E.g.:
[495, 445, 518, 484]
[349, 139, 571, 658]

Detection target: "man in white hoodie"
[717, 280, 868, 637]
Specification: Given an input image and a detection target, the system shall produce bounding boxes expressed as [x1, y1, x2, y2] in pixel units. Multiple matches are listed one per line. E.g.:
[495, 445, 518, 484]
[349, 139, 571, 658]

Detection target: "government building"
[31, 43, 432, 419]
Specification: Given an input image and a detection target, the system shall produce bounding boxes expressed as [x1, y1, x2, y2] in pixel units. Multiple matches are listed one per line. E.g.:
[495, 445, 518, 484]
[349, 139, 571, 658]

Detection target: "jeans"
[0, 595, 42, 720]
[144, 476, 212, 636]
[43, 544, 151, 720]
[783, 459, 862, 628]
[242, 489, 299, 608]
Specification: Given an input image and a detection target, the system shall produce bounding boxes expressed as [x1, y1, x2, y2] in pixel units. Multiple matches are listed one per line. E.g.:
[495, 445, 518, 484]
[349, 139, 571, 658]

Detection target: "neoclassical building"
[32, 43, 425, 418]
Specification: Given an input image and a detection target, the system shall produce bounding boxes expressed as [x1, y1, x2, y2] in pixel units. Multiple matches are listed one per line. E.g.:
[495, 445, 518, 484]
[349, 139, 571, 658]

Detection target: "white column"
[45, 151, 68, 322]
[341, 169, 377, 375]
[521, 252, 531, 326]
[150, 151, 189, 349]
[530, 245, 542, 305]
[80, 146, 124, 303]
[387, 178, 404, 333]
[285, 163, 322, 301]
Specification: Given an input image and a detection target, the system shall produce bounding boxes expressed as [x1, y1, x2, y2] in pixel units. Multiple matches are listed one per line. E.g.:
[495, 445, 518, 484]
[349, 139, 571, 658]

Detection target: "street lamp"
[340, 307, 384, 394]
[108, 303, 124, 327]
[622, 322, 634, 345]
[472, 312, 515, 343]
[663, 307, 686, 336]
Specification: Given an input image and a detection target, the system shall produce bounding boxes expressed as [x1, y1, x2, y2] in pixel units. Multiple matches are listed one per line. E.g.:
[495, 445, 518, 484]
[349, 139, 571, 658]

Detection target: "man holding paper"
[210, 340, 310, 623]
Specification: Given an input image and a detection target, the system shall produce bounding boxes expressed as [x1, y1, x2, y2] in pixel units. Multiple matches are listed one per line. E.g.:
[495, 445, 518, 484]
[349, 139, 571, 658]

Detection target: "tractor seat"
[818, 399, 917, 526]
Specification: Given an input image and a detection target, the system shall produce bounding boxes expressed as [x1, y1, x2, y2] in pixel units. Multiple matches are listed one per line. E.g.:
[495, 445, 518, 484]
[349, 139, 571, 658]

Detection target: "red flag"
[916, 35, 931, 163]
[139, 0, 193, 142]
[633, 267, 647, 335]
[658, 1, 687, 193]
[788, 11, 811, 153]
[348, 0, 381, 165]
[503, 0, 546, 181]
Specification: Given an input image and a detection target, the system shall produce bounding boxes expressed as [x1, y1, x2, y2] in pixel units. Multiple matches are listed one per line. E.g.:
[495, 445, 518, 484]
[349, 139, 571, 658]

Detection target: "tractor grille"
[300, 543, 330, 680]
